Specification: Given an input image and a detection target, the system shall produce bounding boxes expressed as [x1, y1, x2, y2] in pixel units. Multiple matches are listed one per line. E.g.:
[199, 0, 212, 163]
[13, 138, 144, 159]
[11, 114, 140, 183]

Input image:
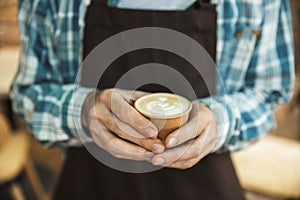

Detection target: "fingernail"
[146, 151, 154, 158]
[152, 143, 164, 153]
[145, 127, 157, 137]
[168, 138, 178, 147]
[153, 157, 165, 165]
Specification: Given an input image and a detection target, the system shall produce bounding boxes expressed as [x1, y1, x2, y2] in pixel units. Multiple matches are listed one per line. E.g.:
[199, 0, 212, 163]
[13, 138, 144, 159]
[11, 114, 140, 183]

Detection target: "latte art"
[134, 93, 191, 119]
[146, 100, 188, 117]
[135, 93, 192, 139]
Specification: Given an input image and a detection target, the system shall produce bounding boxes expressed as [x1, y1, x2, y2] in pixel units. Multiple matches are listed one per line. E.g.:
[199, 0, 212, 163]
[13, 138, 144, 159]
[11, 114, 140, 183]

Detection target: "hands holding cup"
[134, 93, 218, 169]
[150, 102, 218, 169]
[83, 88, 165, 162]
[83, 89, 217, 169]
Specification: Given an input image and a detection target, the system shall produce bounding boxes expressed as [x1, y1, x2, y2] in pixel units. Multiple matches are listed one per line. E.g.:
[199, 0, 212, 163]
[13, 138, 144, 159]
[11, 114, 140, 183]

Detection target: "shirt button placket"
[235, 29, 243, 38]
[253, 29, 261, 38]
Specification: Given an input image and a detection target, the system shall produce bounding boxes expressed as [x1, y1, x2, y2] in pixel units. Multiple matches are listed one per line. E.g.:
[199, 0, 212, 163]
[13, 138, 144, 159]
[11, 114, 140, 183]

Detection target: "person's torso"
[30, 0, 270, 94]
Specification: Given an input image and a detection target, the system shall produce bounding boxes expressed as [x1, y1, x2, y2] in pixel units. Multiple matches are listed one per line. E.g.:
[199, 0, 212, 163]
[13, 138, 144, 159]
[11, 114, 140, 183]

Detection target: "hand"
[150, 102, 217, 169]
[83, 88, 165, 161]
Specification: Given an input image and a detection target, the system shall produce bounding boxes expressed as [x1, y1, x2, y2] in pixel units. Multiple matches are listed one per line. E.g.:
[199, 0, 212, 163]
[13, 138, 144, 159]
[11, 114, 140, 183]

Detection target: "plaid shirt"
[10, 0, 294, 150]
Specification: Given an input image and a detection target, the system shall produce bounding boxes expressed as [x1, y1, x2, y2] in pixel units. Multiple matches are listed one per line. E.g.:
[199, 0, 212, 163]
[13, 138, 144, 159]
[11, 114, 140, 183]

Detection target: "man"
[10, 0, 294, 199]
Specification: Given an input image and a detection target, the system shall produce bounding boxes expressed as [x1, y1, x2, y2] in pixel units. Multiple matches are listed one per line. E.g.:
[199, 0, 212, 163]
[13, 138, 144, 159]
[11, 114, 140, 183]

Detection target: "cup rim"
[134, 93, 192, 119]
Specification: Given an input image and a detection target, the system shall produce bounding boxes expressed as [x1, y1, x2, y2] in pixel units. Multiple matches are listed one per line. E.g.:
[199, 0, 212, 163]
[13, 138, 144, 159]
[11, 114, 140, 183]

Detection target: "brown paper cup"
[134, 93, 192, 140]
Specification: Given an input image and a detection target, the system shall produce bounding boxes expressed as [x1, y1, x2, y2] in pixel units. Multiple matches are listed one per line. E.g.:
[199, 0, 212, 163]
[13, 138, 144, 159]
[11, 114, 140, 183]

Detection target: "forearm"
[205, 0, 295, 152]
[12, 0, 95, 146]
[10, 81, 93, 145]
[199, 87, 293, 152]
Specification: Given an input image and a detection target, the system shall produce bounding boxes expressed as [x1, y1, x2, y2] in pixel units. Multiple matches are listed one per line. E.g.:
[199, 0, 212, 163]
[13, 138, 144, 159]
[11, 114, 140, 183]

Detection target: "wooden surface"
[0, 113, 11, 146]
[0, 0, 19, 95]
[0, 0, 19, 47]
[0, 132, 30, 184]
[0, 47, 19, 95]
[0, 115, 29, 184]
[0, 113, 48, 199]
[231, 134, 300, 199]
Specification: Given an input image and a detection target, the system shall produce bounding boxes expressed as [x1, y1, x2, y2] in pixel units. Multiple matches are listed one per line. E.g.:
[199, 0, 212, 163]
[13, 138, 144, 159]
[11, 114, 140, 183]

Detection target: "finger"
[90, 119, 154, 161]
[152, 127, 216, 166]
[165, 105, 212, 148]
[121, 90, 150, 103]
[100, 89, 149, 105]
[112, 115, 165, 153]
[93, 103, 164, 153]
[94, 103, 143, 139]
[109, 91, 158, 138]
[151, 141, 196, 166]
[166, 157, 201, 170]
[167, 138, 215, 169]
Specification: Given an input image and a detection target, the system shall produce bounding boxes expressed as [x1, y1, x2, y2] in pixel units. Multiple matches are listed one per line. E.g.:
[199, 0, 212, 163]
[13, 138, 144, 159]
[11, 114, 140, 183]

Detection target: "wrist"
[197, 98, 230, 152]
[81, 91, 98, 135]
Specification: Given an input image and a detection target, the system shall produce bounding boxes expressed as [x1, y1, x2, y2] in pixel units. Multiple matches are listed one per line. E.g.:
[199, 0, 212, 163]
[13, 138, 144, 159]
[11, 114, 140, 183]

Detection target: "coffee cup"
[134, 93, 192, 140]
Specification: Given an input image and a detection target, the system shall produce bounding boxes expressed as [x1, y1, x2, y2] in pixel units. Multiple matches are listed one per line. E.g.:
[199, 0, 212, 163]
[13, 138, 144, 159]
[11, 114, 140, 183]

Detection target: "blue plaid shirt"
[10, 0, 294, 150]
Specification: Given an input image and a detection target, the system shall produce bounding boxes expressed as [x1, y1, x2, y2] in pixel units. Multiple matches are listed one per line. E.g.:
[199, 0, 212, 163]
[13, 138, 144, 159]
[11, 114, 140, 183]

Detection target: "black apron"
[54, 0, 245, 199]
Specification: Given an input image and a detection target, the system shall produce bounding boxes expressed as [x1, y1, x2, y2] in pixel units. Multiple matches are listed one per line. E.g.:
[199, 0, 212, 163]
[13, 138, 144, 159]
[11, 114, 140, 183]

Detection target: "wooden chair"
[0, 113, 47, 200]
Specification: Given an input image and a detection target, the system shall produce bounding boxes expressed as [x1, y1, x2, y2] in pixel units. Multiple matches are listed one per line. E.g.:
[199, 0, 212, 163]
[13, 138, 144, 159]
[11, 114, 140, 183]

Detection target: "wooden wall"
[0, 0, 19, 47]
[290, 0, 299, 75]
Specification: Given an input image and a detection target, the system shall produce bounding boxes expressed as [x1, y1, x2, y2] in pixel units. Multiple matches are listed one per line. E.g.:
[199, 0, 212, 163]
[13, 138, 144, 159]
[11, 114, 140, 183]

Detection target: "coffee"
[134, 93, 192, 140]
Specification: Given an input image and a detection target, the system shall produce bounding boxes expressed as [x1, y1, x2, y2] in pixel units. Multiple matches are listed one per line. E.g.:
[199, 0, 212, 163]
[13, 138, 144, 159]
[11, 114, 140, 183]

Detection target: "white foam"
[145, 97, 189, 117]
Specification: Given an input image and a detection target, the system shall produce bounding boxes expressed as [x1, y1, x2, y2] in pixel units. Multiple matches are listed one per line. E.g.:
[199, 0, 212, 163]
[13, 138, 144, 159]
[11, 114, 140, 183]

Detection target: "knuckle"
[139, 139, 151, 147]
[118, 106, 129, 118]
[106, 118, 118, 131]
[128, 107, 142, 120]
[134, 116, 147, 127]
[109, 137, 120, 147]
[103, 89, 118, 104]
[111, 121, 121, 133]
[127, 107, 137, 117]
[189, 146, 200, 158]
[191, 127, 200, 137]
[99, 89, 110, 101]
[97, 117, 106, 127]
[129, 118, 148, 131]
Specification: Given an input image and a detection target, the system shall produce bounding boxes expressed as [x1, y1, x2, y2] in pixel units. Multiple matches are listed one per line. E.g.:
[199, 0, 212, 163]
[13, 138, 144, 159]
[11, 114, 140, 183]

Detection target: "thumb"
[122, 90, 150, 102]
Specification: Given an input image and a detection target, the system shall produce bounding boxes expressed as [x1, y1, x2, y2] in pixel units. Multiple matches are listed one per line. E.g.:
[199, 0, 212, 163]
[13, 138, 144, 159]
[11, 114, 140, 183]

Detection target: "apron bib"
[54, 0, 245, 199]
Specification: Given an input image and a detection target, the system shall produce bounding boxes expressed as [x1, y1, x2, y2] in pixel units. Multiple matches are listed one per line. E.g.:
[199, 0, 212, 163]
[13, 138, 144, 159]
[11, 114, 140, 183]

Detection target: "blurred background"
[0, 0, 299, 199]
